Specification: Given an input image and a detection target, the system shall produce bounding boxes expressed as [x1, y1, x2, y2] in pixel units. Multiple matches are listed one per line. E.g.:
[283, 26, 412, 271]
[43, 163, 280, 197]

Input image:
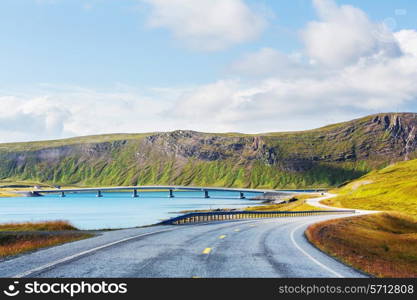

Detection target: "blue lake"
[0, 190, 285, 230]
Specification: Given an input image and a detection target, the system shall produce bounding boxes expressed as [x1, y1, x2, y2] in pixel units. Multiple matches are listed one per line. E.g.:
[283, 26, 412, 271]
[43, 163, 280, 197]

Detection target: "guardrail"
[159, 209, 356, 225]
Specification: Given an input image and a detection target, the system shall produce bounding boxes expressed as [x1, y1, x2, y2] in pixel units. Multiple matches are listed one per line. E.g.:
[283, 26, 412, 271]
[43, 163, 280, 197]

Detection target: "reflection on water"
[0, 190, 272, 230]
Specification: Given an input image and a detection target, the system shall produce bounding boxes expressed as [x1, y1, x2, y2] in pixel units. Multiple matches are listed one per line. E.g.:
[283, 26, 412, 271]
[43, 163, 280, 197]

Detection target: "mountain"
[1, 112, 417, 189]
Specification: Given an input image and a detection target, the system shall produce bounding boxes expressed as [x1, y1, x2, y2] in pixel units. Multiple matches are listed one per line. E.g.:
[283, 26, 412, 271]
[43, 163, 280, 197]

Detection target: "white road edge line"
[290, 222, 344, 278]
[13, 228, 175, 278]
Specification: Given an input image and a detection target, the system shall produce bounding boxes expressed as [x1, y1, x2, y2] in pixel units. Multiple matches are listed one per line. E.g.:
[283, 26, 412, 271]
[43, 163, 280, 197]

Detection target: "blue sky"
[1, 0, 417, 142]
[1, 0, 416, 88]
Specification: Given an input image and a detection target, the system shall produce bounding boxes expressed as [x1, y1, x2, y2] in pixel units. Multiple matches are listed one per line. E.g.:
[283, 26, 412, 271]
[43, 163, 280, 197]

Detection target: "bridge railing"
[159, 209, 356, 225]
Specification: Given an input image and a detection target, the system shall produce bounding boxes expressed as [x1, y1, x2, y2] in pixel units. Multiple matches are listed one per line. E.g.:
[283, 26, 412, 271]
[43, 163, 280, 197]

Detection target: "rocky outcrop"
[143, 130, 280, 164]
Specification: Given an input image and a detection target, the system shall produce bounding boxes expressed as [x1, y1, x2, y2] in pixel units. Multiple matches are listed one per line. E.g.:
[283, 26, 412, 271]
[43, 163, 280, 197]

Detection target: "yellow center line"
[219, 235, 227, 239]
[202, 248, 212, 254]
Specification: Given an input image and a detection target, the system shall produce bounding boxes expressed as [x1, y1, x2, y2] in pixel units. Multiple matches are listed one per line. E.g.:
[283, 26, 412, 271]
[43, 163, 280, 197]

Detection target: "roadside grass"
[0, 221, 92, 258]
[289, 203, 326, 211]
[288, 194, 323, 201]
[305, 212, 417, 278]
[245, 194, 325, 212]
[324, 159, 417, 218]
[0, 220, 78, 231]
[0, 234, 91, 258]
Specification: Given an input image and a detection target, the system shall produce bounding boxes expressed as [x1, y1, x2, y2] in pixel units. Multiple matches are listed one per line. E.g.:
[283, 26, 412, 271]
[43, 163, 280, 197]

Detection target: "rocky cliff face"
[1, 113, 416, 188]
[143, 113, 417, 167]
[142, 131, 277, 164]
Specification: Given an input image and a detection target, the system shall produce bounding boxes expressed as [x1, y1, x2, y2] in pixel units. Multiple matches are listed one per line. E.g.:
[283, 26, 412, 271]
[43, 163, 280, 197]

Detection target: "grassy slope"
[0, 221, 92, 258]
[324, 158, 417, 217]
[246, 194, 325, 212]
[0, 133, 153, 152]
[306, 213, 417, 277]
[0, 140, 368, 190]
[308, 159, 417, 278]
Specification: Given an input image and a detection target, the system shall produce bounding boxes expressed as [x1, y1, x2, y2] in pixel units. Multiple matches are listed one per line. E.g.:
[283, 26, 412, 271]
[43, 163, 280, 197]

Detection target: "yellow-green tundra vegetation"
[307, 158, 417, 278]
[245, 194, 324, 212]
[324, 159, 417, 217]
[0, 221, 92, 258]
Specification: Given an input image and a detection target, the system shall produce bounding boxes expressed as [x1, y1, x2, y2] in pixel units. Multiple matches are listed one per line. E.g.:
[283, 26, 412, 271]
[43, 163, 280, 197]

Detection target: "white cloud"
[171, 54, 417, 133]
[229, 48, 322, 79]
[302, 0, 401, 67]
[0, 87, 174, 142]
[141, 0, 268, 51]
[395, 29, 417, 56]
[0, 95, 70, 142]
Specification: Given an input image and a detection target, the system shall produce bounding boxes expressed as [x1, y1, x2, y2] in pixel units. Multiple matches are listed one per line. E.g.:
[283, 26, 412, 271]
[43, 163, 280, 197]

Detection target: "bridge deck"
[21, 186, 273, 194]
[16, 185, 327, 197]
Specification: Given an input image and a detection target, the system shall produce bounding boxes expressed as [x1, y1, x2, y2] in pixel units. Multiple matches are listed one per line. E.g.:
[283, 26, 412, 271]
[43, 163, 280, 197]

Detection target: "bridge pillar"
[60, 191, 65, 198]
[239, 192, 245, 199]
[169, 189, 174, 198]
[97, 190, 103, 198]
[204, 190, 210, 198]
[132, 189, 138, 198]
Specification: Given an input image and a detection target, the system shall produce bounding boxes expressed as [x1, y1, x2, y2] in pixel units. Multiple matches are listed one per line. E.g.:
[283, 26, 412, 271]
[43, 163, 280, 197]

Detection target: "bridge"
[17, 185, 269, 198]
[16, 185, 327, 199]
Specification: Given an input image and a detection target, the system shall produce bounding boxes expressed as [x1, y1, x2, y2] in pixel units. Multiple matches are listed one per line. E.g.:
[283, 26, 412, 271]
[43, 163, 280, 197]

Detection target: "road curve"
[0, 214, 367, 278]
[306, 193, 379, 215]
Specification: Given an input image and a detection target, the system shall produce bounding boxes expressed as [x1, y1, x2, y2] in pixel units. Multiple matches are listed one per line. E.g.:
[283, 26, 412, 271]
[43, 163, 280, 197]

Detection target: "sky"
[1, 0, 417, 142]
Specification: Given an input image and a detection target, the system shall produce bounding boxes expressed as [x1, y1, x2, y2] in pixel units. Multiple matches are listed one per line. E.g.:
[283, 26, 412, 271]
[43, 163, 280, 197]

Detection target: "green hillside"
[325, 158, 417, 217]
[1, 113, 417, 189]
[312, 158, 417, 278]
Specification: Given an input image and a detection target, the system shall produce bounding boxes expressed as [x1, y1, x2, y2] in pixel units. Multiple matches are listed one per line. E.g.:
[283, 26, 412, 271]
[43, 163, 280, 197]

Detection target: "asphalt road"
[0, 214, 367, 278]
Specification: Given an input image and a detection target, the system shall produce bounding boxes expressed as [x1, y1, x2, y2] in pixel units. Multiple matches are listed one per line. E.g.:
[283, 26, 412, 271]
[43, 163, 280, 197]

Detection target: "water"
[0, 190, 272, 230]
